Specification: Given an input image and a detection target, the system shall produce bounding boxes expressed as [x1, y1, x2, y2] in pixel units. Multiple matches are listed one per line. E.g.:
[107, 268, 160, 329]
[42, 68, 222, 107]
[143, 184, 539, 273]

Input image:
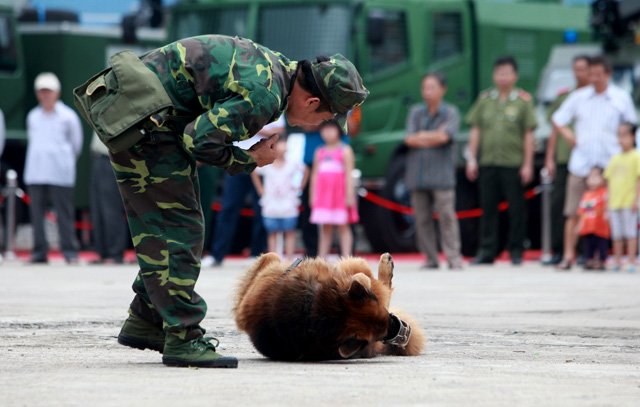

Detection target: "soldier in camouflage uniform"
[78, 35, 368, 368]
[465, 56, 537, 265]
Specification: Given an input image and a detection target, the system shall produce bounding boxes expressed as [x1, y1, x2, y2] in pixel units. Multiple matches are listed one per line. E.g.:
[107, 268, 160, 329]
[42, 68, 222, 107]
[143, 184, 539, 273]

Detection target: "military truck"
[0, 0, 592, 254]
[0, 4, 164, 243]
[537, 0, 640, 125]
[164, 0, 591, 253]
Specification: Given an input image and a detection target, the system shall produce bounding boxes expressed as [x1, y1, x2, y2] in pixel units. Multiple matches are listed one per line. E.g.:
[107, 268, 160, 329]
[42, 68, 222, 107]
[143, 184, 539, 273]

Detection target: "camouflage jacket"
[142, 35, 297, 174]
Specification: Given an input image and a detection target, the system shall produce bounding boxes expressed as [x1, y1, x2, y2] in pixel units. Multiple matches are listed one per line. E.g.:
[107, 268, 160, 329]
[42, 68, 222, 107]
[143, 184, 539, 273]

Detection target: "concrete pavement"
[0, 258, 639, 406]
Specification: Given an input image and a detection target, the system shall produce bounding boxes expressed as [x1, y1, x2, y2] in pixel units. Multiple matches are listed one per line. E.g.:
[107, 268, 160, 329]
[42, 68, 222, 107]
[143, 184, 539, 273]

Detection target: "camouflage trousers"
[109, 132, 207, 341]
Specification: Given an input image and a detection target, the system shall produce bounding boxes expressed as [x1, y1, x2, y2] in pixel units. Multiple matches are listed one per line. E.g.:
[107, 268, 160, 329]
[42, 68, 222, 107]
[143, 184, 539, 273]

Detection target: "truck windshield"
[612, 66, 635, 100]
[540, 68, 575, 103]
[258, 4, 351, 60]
[0, 14, 18, 72]
[172, 7, 249, 39]
[540, 66, 636, 103]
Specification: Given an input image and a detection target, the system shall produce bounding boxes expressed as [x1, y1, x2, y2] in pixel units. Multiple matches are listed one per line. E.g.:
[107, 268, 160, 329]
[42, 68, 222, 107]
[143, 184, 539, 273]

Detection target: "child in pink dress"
[310, 120, 358, 258]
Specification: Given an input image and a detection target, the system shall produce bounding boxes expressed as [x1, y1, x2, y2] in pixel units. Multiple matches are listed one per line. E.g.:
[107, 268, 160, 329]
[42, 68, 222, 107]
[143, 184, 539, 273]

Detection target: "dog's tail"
[233, 252, 281, 316]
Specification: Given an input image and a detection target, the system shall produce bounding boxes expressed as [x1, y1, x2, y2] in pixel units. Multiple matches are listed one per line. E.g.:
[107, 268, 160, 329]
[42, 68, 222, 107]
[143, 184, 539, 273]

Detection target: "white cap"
[34, 72, 61, 92]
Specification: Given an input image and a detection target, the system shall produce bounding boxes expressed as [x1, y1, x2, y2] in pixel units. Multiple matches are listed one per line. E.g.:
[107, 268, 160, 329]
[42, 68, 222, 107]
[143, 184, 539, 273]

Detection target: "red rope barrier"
[17, 185, 542, 229]
[211, 202, 255, 217]
[358, 189, 413, 215]
[360, 186, 541, 219]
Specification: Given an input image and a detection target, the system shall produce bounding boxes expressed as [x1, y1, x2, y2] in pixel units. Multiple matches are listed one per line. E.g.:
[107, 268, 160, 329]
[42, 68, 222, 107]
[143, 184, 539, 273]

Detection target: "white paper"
[233, 134, 266, 150]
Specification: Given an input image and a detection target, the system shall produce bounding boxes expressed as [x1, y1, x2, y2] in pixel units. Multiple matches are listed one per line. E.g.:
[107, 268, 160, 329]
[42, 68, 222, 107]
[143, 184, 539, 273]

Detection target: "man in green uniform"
[543, 55, 591, 265]
[74, 35, 368, 368]
[465, 56, 537, 265]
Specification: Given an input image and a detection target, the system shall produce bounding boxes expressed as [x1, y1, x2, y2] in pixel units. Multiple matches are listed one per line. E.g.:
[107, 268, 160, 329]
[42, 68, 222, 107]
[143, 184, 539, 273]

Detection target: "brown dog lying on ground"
[234, 252, 425, 361]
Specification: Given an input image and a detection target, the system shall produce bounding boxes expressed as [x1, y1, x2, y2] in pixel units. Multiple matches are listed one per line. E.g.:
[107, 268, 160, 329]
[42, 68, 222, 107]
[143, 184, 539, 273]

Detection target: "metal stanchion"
[540, 168, 553, 265]
[4, 169, 20, 261]
[351, 168, 364, 253]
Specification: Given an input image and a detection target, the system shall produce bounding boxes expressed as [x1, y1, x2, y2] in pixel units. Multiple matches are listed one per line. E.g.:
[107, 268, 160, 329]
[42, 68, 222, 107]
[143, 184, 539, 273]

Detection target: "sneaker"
[28, 256, 48, 264]
[555, 259, 573, 271]
[201, 255, 214, 267]
[420, 262, 439, 270]
[471, 256, 494, 265]
[542, 253, 563, 266]
[117, 313, 165, 353]
[162, 335, 238, 368]
[65, 256, 79, 265]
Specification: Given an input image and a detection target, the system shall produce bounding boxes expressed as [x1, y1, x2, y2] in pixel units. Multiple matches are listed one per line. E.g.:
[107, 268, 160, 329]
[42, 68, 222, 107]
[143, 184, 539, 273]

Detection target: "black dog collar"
[383, 313, 412, 347]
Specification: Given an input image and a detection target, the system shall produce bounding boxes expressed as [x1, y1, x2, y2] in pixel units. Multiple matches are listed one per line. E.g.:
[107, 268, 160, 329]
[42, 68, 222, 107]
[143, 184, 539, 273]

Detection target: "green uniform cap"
[310, 54, 369, 132]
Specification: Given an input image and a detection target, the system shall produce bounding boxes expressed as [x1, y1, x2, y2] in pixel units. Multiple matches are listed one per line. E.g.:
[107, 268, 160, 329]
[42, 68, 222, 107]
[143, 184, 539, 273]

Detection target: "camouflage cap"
[310, 54, 369, 133]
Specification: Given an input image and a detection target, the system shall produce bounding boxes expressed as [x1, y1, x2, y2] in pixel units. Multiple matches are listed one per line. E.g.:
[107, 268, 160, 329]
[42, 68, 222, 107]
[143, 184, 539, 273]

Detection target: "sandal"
[592, 260, 605, 271]
[556, 259, 573, 271]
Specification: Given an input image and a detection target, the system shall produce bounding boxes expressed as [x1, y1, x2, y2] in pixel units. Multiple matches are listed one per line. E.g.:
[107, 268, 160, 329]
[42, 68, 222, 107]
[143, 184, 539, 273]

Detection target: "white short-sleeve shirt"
[552, 84, 637, 177]
[255, 159, 304, 218]
[24, 101, 83, 186]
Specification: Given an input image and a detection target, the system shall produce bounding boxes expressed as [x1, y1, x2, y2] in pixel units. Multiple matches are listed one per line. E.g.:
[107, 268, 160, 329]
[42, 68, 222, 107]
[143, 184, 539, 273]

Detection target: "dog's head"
[337, 273, 391, 358]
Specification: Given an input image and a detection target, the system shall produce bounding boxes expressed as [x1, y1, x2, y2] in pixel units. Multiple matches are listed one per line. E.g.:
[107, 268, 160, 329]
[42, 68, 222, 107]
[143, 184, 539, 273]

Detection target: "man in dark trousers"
[465, 56, 537, 265]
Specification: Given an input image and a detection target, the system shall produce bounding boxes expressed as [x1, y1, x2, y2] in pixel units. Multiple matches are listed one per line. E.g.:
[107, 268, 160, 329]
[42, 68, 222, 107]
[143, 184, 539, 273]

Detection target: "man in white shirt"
[552, 56, 637, 269]
[24, 72, 83, 264]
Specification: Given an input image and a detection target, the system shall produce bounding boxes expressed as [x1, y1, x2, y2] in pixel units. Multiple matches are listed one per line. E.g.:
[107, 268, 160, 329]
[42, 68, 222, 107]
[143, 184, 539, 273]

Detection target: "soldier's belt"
[73, 50, 174, 153]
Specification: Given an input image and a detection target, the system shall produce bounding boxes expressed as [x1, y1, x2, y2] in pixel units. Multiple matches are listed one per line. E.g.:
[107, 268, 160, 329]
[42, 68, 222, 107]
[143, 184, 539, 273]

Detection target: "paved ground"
[1, 257, 639, 407]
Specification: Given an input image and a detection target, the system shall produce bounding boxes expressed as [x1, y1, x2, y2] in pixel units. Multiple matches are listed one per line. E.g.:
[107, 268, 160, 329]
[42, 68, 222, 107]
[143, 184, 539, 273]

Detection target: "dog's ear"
[348, 273, 372, 301]
[338, 337, 368, 359]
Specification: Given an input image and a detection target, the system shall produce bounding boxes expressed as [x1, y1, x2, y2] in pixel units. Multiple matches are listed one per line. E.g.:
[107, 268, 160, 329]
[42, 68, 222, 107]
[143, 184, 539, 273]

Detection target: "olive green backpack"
[73, 50, 173, 152]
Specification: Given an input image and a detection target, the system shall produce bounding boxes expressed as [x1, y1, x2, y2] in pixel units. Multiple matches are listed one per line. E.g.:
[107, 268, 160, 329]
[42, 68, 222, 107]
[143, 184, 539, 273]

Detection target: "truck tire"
[454, 172, 479, 257]
[360, 158, 482, 256]
[360, 157, 417, 253]
[358, 197, 388, 253]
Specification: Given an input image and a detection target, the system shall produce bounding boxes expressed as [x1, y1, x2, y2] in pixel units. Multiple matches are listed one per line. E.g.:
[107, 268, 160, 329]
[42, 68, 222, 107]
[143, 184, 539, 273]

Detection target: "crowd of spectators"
[407, 54, 638, 271]
[2, 54, 639, 272]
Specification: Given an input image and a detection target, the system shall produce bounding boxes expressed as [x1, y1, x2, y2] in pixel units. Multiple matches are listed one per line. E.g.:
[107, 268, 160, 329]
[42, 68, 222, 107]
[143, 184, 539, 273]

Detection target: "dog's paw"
[378, 252, 394, 287]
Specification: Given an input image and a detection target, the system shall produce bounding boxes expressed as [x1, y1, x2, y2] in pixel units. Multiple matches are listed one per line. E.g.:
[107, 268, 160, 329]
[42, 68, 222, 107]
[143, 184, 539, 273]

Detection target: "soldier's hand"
[520, 164, 533, 185]
[248, 134, 279, 167]
[544, 159, 556, 178]
[465, 161, 478, 182]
